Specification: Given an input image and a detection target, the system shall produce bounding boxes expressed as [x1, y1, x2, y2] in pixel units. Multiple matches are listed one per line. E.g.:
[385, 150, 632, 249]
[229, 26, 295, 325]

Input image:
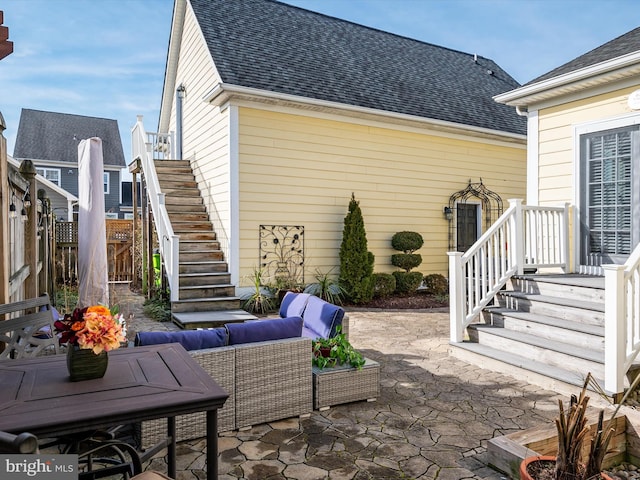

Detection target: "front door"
[457, 203, 479, 252]
[580, 126, 640, 267]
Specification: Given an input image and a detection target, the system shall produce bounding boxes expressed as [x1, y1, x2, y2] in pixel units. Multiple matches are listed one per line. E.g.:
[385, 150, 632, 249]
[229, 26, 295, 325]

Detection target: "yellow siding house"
[154, 0, 527, 291]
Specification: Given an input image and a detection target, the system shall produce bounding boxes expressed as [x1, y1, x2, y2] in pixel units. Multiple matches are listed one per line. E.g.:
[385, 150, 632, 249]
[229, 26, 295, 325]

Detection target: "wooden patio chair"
[0, 294, 61, 359]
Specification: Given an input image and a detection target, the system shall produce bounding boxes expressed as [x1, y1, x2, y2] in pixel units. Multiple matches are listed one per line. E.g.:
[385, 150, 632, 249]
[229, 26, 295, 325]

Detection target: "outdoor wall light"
[443, 206, 453, 221]
[23, 190, 31, 208]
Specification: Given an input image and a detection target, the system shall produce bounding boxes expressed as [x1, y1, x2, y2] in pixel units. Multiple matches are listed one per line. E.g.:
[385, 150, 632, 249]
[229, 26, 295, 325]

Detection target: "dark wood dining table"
[0, 343, 228, 480]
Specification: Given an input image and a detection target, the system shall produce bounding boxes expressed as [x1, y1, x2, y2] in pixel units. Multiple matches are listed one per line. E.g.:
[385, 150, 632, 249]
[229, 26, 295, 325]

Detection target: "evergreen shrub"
[393, 271, 424, 294]
[339, 193, 375, 304]
[373, 273, 396, 298]
[391, 253, 422, 272]
[423, 273, 449, 296]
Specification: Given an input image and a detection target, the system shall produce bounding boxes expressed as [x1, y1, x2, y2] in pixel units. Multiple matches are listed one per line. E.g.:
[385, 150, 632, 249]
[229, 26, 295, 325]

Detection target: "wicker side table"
[312, 358, 380, 410]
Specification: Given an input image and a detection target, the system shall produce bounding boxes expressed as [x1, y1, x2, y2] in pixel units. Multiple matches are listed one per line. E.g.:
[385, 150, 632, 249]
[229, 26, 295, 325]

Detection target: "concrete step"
[497, 291, 604, 326]
[449, 341, 605, 399]
[468, 323, 604, 378]
[482, 307, 604, 351]
[179, 261, 228, 274]
[179, 272, 231, 286]
[172, 309, 257, 329]
[510, 274, 605, 302]
[178, 284, 236, 300]
[171, 297, 243, 313]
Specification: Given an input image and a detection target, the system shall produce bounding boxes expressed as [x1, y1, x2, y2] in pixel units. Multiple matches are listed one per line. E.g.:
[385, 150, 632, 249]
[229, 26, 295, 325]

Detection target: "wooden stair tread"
[485, 307, 604, 336]
[450, 341, 605, 392]
[498, 291, 605, 312]
[469, 323, 603, 363]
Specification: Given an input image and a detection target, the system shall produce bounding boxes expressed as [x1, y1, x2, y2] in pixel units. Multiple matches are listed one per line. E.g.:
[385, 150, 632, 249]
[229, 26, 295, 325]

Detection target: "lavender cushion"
[302, 296, 344, 339]
[279, 292, 311, 318]
[226, 316, 303, 345]
[135, 328, 228, 351]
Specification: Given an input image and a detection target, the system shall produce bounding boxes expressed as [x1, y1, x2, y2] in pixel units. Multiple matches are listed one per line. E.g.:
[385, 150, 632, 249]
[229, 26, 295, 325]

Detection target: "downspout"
[175, 84, 186, 160]
[516, 105, 528, 117]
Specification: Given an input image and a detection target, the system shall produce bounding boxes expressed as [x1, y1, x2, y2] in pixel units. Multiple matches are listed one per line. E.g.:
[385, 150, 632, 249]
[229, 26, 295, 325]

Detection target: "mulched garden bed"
[344, 290, 448, 310]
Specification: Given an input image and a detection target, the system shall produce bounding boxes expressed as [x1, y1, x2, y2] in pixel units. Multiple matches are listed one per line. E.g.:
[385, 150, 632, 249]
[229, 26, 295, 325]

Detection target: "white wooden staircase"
[450, 274, 610, 397]
[154, 160, 255, 328]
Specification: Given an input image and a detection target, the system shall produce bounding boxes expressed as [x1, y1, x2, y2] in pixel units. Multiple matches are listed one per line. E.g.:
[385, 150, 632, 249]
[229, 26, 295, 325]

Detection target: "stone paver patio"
[113, 286, 564, 480]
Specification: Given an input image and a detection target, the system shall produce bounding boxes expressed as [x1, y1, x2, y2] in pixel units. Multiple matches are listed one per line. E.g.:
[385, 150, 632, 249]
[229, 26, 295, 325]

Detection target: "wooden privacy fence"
[55, 219, 134, 284]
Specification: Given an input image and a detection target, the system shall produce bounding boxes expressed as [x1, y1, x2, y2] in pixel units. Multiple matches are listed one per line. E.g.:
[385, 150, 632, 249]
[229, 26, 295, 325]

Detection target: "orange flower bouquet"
[55, 305, 126, 354]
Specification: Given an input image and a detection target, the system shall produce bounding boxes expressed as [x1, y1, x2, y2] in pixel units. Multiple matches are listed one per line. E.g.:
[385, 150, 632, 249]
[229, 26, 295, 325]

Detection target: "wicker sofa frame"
[138, 336, 312, 449]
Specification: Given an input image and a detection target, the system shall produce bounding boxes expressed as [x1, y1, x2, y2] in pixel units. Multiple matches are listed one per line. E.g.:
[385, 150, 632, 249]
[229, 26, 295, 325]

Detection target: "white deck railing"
[449, 199, 569, 342]
[603, 244, 640, 393]
[131, 116, 180, 302]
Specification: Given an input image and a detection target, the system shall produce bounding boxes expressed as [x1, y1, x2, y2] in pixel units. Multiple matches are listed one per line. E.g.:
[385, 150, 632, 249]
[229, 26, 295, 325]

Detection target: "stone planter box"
[487, 405, 640, 479]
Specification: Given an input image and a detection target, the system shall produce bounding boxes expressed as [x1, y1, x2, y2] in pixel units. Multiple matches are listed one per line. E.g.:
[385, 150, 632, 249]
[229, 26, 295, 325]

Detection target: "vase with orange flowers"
[55, 305, 127, 381]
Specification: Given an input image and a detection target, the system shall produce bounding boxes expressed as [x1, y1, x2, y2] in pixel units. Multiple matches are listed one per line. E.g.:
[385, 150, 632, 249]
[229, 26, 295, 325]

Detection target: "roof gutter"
[494, 50, 640, 107]
[205, 83, 526, 142]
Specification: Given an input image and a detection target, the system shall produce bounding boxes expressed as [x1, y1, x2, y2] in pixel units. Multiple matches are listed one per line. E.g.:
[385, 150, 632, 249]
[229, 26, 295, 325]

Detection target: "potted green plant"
[303, 268, 346, 305]
[312, 326, 365, 370]
[240, 268, 276, 315]
[520, 373, 627, 480]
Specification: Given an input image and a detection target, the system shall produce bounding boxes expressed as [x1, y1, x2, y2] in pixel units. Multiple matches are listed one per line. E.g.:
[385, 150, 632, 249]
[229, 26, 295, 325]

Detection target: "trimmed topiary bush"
[423, 273, 448, 296]
[393, 271, 424, 294]
[391, 253, 422, 272]
[390, 231, 424, 294]
[391, 231, 424, 253]
[373, 273, 396, 298]
[339, 193, 375, 304]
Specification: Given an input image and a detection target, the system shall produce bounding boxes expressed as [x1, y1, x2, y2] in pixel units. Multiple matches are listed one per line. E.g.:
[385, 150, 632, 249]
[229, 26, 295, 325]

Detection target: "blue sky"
[1, 0, 638, 176]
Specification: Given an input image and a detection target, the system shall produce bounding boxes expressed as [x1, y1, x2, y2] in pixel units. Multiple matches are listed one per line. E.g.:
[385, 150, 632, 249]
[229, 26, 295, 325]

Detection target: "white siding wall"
[172, 5, 232, 265]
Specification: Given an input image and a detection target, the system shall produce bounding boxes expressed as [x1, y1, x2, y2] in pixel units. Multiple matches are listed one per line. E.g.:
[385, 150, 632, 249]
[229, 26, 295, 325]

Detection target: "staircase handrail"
[131, 116, 180, 302]
[449, 200, 570, 343]
[603, 242, 640, 393]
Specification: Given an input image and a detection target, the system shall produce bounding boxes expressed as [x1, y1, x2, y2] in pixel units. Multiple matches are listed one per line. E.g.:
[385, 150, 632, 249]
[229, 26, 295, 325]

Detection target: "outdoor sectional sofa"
[134, 294, 348, 448]
[277, 291, 349, 339]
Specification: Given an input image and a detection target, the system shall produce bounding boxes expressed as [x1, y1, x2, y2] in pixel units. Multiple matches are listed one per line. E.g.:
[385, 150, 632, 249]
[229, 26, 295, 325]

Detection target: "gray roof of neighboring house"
[190, 0, 526, 136]
[13, 109, 125, 167]
[526, 26, 640, 85]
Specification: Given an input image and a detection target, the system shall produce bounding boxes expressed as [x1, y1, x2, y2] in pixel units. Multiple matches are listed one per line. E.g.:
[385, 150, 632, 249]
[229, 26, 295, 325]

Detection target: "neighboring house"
[6, 154, 77, 220]
[13, 109, 126, 220]
[119, 180, 142, 220]
[147, 0, 528, 292]
[445, 26, 640, 397]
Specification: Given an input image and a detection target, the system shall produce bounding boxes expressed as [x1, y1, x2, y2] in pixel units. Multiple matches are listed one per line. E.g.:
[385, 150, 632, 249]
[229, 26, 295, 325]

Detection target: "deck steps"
[149, 158, 246, 326]
[450, 274, 611, 395]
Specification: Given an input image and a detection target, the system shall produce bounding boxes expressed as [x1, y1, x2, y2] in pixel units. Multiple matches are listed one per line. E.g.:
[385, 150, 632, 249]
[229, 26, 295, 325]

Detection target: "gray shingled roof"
[13, 109, 125, 167]
[190, 0, 525, 136]
[527, 26, 640, 85]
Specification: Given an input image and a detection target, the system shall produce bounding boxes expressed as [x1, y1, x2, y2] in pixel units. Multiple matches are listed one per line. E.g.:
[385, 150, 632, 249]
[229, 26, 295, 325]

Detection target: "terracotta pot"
[520, 456, 614, 480]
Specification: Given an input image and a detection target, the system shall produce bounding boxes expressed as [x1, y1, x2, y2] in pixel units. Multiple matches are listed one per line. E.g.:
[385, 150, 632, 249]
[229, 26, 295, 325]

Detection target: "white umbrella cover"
[77, 137, 109, 307]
